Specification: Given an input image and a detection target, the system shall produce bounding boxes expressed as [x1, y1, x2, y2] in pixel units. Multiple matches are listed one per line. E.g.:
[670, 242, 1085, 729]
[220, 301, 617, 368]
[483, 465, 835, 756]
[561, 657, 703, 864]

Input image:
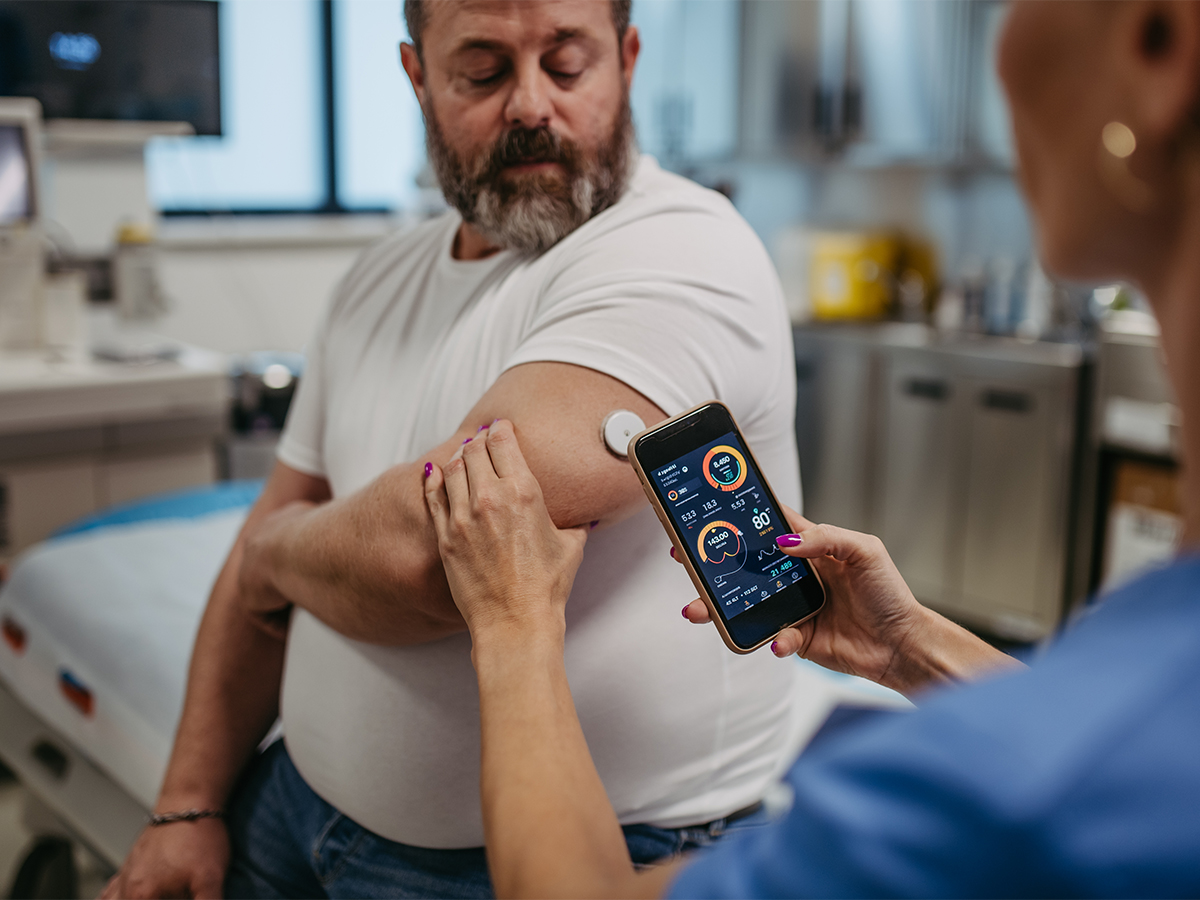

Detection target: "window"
[146, 0, 325, 211]
[333, 0, 424, 211]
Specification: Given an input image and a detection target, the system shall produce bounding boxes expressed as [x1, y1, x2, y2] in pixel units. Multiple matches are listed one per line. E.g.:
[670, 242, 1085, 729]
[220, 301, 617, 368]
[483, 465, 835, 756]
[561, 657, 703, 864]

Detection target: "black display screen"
[0, 1, 221, 135]
[650, 432, 803, 620]
[635, 403, 824, 651]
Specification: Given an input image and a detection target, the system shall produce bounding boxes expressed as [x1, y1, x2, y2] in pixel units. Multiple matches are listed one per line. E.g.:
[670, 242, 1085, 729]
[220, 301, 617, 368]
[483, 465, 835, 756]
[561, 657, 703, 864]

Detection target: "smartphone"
[630, 401, 825, 653]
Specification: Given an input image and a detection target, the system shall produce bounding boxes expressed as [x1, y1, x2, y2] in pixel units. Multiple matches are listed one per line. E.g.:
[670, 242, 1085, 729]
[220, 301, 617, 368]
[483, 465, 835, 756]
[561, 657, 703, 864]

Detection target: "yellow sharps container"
[809, 231, 901, 320]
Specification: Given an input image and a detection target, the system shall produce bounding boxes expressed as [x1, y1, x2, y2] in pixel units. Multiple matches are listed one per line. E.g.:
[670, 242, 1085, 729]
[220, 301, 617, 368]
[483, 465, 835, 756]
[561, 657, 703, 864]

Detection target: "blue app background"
[650, 432, 805, 620]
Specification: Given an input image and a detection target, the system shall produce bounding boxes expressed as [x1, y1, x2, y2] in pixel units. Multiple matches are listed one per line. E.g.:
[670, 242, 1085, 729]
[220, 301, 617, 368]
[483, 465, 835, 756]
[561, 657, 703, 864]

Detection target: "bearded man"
[105, 2, 809, 897]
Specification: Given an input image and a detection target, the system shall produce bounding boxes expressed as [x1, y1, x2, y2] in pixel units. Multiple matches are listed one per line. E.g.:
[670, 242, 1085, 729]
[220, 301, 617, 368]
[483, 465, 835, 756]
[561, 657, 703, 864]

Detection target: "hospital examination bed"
[0, 482, 262, 875]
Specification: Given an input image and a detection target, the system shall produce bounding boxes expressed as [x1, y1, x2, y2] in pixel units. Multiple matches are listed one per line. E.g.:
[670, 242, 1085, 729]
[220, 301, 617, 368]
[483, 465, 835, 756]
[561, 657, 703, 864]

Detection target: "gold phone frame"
[628, 401, 825, 654]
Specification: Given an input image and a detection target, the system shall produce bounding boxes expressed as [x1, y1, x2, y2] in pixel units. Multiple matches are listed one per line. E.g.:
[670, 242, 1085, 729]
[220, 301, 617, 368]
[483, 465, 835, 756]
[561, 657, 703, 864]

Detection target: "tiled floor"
[0, 772, 111, 898]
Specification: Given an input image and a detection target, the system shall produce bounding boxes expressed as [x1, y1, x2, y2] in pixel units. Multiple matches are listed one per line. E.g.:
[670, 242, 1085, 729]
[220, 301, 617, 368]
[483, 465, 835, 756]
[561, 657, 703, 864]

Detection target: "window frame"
[160, 0, 391, 218]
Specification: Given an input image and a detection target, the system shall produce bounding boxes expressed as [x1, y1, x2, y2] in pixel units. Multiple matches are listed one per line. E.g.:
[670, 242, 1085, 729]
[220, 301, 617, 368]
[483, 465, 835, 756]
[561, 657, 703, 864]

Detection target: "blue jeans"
[224, 741, 750, 899]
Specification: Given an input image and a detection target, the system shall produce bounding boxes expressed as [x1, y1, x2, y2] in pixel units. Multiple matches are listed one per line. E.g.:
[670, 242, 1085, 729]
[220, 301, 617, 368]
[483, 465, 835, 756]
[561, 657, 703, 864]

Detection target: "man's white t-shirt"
[277, 156, 809, 849]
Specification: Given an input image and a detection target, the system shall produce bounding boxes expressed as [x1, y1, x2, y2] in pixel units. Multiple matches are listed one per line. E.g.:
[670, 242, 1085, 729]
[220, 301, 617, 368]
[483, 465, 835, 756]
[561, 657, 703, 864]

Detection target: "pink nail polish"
[771, 640, 779, 654]
[462, 438, 472, 445]
[477, 424, 489, 433]
[776, 534, 803, 548]
[590, 520, 600, 530]
[682, 606, 690, 619]
[492, 418, 501, 424]
[424, 462, 432, 478]
[670, 546, 676, 559]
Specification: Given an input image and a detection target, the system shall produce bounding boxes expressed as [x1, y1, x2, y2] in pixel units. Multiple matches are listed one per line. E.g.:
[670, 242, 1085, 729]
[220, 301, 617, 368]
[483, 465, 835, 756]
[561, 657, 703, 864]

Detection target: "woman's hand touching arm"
[684, 510, 1023, 699]
[424, 421, 678, 899]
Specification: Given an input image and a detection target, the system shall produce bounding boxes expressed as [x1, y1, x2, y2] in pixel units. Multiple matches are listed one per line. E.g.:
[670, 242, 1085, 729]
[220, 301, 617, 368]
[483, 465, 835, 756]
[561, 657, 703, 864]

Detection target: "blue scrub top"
[668, 556, 1200, 898]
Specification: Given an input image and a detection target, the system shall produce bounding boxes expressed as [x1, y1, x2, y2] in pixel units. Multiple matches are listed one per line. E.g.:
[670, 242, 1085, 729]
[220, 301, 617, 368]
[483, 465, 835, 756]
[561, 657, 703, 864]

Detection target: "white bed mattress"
[0, 510, 244, 808]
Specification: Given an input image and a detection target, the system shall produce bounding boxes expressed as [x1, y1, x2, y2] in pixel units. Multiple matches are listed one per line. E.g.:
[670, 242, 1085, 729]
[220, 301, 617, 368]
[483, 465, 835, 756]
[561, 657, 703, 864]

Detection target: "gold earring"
[1098, 120, 1155, 213]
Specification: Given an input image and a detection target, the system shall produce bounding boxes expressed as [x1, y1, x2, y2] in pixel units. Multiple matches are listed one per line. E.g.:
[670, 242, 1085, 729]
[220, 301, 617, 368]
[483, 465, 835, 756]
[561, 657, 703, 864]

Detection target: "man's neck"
[1144, 203, 1200, 548]
[453, 222, 504, 261]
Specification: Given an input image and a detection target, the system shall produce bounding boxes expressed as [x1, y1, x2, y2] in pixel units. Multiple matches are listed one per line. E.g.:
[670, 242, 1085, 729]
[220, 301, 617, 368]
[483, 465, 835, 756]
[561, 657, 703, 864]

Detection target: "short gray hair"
[404, 0, 633, 61]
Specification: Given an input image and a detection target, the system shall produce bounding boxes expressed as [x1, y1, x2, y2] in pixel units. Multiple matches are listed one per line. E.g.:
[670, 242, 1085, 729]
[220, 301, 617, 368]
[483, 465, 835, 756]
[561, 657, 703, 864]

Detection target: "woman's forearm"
[473, 623, 633, 898]
[886, 607, 1025, 698]
[472, 624, 679, 899]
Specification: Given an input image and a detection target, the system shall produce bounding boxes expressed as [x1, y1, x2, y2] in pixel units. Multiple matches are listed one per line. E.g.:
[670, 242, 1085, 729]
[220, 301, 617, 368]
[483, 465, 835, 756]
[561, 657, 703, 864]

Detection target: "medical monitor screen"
[0, 124, 31, 224]
[0, 1, 221, 135]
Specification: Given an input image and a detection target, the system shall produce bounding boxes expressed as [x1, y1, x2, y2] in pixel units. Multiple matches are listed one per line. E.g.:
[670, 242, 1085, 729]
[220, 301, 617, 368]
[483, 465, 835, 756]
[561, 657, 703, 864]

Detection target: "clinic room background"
[0, 0, 1182, 896]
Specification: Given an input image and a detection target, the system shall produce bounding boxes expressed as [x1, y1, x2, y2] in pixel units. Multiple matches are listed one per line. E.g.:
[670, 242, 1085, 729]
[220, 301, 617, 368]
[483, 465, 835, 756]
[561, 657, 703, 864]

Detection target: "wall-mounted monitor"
[0, 0, 220, 136]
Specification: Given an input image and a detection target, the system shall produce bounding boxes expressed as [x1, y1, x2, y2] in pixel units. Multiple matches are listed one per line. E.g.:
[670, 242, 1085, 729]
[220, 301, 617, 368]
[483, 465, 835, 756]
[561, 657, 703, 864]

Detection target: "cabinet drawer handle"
[982, 390, 1033, 413]
[904, 378, 949, 401]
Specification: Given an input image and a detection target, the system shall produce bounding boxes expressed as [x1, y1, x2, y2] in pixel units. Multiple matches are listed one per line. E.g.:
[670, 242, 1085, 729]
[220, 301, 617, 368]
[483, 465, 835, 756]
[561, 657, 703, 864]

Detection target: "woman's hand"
[423, 420, 589, 645]
[684, 508, 1021, 697]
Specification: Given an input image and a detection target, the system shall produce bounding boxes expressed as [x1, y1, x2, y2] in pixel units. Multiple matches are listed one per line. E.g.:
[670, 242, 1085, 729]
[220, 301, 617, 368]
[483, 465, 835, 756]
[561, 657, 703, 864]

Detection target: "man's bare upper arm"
[447, 362, 667, 528]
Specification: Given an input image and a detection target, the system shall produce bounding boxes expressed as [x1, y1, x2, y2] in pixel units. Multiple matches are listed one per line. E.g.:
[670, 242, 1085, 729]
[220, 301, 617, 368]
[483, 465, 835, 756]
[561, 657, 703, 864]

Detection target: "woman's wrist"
[469, 616, 566, 669]
[885, 606, 1021, 696]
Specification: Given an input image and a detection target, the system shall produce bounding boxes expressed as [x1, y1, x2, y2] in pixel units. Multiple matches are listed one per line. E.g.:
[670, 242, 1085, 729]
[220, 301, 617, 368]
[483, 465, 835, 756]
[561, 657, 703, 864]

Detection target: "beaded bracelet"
[147, 809, 225, 827]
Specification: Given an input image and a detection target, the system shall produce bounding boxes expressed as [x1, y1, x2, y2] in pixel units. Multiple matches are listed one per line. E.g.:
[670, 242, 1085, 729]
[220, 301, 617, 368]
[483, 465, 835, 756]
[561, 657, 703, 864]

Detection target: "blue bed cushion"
[53, 479, 265, 538]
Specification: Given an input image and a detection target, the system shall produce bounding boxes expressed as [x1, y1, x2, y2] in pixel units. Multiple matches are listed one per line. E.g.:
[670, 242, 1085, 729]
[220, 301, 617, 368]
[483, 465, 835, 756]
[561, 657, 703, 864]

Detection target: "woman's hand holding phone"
[682, 508, 1023, 698]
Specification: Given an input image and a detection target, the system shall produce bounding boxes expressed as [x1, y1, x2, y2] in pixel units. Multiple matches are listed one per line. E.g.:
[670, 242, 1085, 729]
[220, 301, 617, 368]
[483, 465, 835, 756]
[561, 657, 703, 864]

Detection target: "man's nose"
[504, 60, 553, 129]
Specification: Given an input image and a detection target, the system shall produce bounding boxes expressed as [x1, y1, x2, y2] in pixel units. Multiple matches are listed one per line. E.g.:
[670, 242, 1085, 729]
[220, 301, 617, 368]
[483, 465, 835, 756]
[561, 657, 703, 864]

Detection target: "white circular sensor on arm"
[601, 410, 646, 459]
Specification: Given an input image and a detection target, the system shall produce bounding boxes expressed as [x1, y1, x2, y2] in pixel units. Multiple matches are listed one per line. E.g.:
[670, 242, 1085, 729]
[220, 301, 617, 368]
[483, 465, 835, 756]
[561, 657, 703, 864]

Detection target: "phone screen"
[648, 431, 806, 621]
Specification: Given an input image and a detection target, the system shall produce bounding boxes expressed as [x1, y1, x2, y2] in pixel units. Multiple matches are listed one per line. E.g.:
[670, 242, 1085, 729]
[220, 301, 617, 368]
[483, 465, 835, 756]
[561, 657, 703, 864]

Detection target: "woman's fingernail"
[492, 418, 501, 424]
[771, 640, 779, 654]
[462, 437, 472, 445]
[424, 462, 433, 479]
[590, 520, 600, 531]
[682, 606, 690, 619]
[670, 546, 676, 559]
[776, 534, 803, 548]
[477, 424, 489, 433]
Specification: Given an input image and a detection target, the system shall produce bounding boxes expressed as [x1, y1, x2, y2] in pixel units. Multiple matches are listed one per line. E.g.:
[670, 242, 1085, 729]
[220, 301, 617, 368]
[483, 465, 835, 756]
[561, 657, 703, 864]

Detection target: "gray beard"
[424, 97, 637, 254]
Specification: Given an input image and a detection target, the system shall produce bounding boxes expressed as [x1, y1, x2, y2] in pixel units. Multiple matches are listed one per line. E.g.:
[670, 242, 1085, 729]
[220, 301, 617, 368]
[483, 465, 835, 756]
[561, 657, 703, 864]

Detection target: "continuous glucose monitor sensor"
[602, 410, 646, 459]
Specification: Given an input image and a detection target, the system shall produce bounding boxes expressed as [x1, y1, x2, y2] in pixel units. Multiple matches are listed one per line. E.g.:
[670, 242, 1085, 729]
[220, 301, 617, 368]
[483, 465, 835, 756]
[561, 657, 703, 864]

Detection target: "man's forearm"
[244, 462, 464, 646]
[157, 544, 285, 812]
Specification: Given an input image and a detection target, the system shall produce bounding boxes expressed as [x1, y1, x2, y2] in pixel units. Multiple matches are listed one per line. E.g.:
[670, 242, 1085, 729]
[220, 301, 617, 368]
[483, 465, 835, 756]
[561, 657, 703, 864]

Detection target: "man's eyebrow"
[450, 29, 591, 56]
[550, 28, 585, 44]
[451, 38, 509, 55]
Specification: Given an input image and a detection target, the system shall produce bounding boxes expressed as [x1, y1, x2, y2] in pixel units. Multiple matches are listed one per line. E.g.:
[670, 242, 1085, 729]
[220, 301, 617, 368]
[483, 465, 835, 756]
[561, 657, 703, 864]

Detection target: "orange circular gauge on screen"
[697, 520, 742, 564]
[702, 445, 747, 492]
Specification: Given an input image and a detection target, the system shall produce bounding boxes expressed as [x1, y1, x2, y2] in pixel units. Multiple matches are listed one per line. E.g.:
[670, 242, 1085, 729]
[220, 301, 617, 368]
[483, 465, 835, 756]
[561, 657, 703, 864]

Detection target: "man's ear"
[620, 25, 640, 91]
[400, 42, 427, 109]
[1117, 1, 1200, 143]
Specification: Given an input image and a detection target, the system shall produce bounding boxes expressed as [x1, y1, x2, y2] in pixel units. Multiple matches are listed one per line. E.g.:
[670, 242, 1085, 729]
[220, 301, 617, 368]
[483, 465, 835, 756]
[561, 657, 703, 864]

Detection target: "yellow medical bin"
[809, 231, 900, 320]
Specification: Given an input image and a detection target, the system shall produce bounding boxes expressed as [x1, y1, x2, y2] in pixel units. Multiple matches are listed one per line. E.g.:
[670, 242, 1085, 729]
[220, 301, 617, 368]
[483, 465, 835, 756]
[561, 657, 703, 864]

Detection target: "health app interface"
[650, 433, 804, 620]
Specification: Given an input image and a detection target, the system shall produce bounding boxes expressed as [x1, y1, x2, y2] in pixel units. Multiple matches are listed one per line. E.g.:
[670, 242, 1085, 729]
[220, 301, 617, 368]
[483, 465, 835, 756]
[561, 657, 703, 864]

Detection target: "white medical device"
[601, 409, 646, 459]
[0, 97, 45, 349]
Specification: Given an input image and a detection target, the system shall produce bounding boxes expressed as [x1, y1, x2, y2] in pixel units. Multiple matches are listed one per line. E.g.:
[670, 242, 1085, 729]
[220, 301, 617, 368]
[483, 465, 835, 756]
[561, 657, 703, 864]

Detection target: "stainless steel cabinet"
[796, 325, 1085, 640]
[878, 351, 964, 609]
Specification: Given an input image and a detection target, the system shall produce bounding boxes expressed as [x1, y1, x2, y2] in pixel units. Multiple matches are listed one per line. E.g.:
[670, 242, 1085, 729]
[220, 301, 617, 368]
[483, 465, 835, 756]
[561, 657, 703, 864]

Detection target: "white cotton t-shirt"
[277, 156, 809, 849]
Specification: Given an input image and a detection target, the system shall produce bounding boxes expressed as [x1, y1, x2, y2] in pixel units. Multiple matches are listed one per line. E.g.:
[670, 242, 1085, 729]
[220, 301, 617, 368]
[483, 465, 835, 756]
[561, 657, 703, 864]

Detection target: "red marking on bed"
[58, 669, 94, 717]
[1, 615, 26, 654]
